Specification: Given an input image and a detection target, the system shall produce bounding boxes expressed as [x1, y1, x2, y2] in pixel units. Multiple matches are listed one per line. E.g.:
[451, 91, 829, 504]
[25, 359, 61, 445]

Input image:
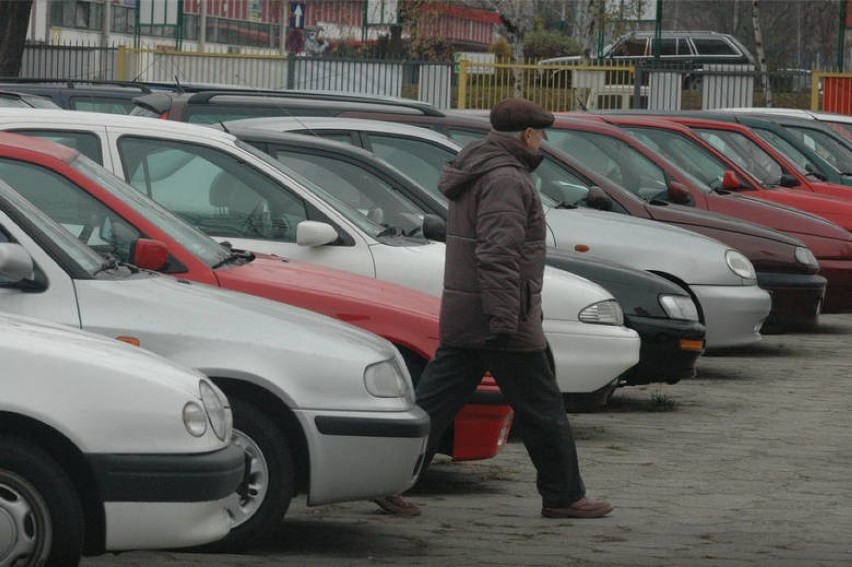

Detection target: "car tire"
[198, 398, 294, 553]
[0, 435, 84, 567]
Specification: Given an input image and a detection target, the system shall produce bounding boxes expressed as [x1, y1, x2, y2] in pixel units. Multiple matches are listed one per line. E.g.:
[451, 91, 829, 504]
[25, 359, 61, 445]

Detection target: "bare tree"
[752, 0, 772, 106]
[0, 0, 33, 76]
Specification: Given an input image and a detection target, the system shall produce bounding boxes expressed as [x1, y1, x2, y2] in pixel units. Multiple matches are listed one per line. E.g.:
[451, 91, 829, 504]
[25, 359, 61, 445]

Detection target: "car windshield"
[0, 178, 106, 276]
[620, 127, 729, 191]
[777, 126, 852, 175]
[546, 129, 673, 200]
[237, 140, 415, 239]
[750, 127, 827, 178]
[691, 128, 785, 186]
[69, 154, 230, 266]
[267, 147, 428, 237]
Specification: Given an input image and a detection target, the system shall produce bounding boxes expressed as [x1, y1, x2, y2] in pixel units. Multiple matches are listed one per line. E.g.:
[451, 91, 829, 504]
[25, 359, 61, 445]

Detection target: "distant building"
[26, 0, 498, 54]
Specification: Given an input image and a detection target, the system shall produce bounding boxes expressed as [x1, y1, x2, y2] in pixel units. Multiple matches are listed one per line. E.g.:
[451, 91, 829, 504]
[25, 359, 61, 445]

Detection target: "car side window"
[116, 136, 308, 242]
[610, 38, 647, 57]
[68, 97, 136, 114]
[9, 129, 103, 164]
[364, 134, 454, 199]
[0, 158, 141, 261]
[692, 39, 738, 56]
[447, 128, 484, 146]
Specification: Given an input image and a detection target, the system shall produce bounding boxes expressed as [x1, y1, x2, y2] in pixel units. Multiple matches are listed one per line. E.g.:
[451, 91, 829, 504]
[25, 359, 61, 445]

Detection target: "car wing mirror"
[667, 181, 693, 204]
[720, 170, 745, 190]
[129, 238, 169, 271]
[586, 186, 613, 211]
[0, 243, 34, 283]
[296, 220, 339, 247]
[422, 214, 447, 242]
[778, 173, 800, 188]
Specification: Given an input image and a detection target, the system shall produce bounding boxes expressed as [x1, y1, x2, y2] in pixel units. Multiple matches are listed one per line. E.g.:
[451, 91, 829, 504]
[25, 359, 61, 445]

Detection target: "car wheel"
[0, 435, 84, 567]
[199, 398, 294, 552]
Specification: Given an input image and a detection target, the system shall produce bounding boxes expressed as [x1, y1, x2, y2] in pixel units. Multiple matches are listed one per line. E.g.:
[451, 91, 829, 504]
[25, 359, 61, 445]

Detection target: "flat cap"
[490, 98, 555, 132]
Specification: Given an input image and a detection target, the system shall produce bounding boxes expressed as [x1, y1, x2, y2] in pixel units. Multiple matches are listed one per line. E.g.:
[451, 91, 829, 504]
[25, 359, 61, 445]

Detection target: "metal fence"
[16, 43, 852, 114]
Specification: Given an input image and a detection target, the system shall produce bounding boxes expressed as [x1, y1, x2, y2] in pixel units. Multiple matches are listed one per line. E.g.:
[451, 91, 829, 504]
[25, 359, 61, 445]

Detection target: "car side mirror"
[721, 170, 744, 190]
[296, 220, 339, 247]
[0, 243, 34, 283]
[667, 181, 693, 205]
[586, 186, 613, 211]
[422, 214, 447, 242]
[129, 238, 169, 271]
[778, 173, 799, 188]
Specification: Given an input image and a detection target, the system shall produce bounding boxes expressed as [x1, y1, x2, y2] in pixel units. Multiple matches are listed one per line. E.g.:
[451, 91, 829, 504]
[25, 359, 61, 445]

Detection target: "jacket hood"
[438, 130, 544, 201]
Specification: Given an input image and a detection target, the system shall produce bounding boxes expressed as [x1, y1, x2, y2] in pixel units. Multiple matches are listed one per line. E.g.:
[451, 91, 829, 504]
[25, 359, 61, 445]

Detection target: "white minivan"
[0, 311, 243, 565]
[0, 177, 429, 552]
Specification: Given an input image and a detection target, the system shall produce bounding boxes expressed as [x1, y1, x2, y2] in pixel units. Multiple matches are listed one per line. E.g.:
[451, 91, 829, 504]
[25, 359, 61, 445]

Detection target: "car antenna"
[173, 75, 185, 94]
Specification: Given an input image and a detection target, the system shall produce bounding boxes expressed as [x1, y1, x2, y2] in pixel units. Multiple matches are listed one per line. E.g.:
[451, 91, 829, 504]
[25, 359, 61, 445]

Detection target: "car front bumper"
[298, 407, 430, 505]
[544, 320, 641, 393]
[620, 315, 706, 386]
[818, 259, 852, 313]
[88, 443, 246, 550]
[692, 283, 772, 350]
[757, 271, 827, 331]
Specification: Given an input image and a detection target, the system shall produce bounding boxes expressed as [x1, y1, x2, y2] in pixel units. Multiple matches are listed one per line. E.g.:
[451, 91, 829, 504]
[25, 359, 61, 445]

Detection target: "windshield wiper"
[375, 225, 405, 237]
[92, 255, 120, 276]
[551, 201, 578, 209]
[212, 248, 255, 269]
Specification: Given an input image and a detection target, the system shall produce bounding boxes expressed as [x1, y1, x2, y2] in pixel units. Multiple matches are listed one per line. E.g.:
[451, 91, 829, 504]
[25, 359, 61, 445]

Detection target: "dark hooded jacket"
[437, 130, 548, 351]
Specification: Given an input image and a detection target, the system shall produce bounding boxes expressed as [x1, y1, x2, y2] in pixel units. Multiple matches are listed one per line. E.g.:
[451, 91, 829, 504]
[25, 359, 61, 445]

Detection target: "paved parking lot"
[85, 314, 852, 567]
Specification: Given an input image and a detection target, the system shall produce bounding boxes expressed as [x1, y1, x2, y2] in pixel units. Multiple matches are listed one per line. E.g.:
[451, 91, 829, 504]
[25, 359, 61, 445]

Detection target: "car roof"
[0, 107, 241, 143]
[223, 116, 462, 146]
[134, 89, 446, 117]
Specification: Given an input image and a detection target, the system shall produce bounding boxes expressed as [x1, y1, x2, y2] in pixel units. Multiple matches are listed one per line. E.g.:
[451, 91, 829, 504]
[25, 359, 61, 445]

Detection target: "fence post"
[116, 45, 126, 80]
[286, 55, 295, 89]
[457, 59, 469, 109]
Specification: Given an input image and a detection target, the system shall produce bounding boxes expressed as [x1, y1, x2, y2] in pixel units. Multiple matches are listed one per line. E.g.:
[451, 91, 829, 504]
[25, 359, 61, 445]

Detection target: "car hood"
[74, 273, 401, 411]
[725, 191, 852, 241]
[546, 207, 748, 286]
[216, 253, 441, 322]
[763, 187, 852, 231]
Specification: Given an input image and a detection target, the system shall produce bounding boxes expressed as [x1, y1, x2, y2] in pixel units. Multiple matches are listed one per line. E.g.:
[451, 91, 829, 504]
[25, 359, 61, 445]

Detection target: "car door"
[104, 130, 380, 278]
[0, 171, 83, 326]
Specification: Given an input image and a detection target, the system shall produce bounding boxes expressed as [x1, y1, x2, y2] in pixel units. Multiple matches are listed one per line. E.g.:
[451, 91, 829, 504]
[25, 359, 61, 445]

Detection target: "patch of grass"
[649, 391, 677, 412]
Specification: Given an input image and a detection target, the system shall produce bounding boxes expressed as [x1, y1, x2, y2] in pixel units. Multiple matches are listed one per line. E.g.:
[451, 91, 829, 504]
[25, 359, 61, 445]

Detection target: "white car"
[0, 109, 640, 402]
[213, 116, 771, 349]
[0, 311, 242, 564]
[0, 177, 428, 552]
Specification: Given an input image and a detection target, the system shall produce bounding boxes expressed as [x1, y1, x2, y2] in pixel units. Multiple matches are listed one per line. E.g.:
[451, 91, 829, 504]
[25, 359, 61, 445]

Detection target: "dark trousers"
[415, 344, 586, 507]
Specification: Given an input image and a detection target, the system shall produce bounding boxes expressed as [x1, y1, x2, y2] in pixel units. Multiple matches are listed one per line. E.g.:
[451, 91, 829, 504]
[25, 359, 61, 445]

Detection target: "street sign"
[289, 2, 306, 30]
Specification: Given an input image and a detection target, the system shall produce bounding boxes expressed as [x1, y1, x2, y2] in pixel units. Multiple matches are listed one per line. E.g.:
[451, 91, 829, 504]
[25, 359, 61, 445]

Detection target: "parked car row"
[0, 82, 848, 564]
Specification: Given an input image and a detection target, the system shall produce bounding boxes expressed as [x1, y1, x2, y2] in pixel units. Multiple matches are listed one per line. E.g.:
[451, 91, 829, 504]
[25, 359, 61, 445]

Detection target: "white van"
[0, 311, 243, 565]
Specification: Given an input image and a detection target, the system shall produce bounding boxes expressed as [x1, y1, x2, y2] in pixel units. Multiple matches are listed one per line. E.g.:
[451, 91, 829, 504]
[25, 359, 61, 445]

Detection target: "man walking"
[376, 98, 613, 519]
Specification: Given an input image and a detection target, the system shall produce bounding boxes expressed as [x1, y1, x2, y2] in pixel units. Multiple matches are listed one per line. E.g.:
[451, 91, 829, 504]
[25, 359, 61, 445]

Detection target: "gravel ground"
[84, 313, 852, 567]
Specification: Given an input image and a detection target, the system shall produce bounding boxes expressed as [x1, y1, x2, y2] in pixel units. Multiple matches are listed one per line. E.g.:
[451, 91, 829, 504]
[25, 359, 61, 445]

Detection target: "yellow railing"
[456, 58, 636, 112]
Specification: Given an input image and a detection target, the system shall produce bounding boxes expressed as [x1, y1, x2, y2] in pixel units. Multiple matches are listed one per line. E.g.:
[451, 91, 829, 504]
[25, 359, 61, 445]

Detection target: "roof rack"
[0, 78, 156, 93]
[183, 89, 446, 117]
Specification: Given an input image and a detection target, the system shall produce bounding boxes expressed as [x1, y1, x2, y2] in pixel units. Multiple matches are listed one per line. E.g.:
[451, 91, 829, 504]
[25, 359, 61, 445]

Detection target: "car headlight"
[183, 401, 208, 437]
[199, 379, 232, 441]
[725, 250, 756, 280]
[794, 246, 819, 269]
[578, 299, 624, 326]
[659, 294, 700, 321]
[364, 359, 413, 402]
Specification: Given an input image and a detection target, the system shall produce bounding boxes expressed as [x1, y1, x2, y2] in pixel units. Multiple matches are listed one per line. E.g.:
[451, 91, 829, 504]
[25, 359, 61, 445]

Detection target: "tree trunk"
[752, 0, 773, 107]
[0, 0, 33, 77]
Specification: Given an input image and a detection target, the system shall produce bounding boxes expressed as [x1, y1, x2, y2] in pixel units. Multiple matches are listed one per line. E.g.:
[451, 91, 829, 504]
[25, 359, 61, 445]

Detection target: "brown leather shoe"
[541, 497, 614, 519]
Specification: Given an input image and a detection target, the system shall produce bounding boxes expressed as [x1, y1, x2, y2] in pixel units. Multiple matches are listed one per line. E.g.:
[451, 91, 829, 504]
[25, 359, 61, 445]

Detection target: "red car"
[646, 115, 852, 224]
[547, 114, 852, 313]
[0, 132, 512, 462]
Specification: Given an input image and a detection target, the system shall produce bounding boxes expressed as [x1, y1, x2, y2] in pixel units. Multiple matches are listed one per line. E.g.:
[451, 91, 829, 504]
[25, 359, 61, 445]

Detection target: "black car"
[228, 127, 706, 393]
[0, 79, 168, 114]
